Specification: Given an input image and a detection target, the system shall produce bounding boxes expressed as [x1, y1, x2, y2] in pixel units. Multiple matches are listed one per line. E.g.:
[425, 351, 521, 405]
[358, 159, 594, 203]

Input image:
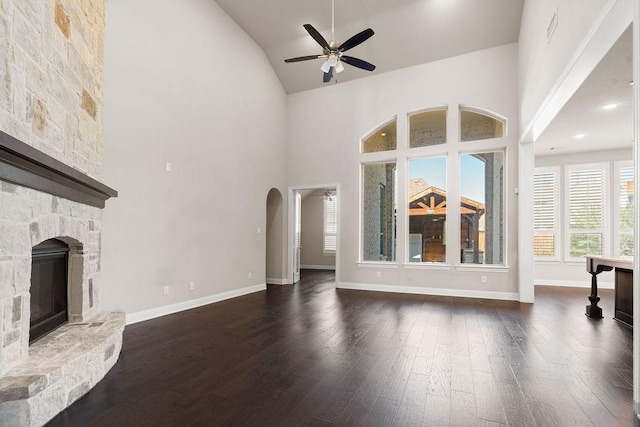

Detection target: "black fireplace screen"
[30, 239, 69, 343]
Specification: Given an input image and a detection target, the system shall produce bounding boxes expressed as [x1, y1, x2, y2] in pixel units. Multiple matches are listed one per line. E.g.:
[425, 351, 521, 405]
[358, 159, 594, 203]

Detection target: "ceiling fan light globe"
[335, 61, 345, 73]
[328, 55, 338, 67]
[320, 60, 331, 73]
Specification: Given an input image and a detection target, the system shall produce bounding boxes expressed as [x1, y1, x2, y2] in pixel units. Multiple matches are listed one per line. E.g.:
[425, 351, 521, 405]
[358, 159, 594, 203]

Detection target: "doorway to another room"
[290, 185, 339, 284]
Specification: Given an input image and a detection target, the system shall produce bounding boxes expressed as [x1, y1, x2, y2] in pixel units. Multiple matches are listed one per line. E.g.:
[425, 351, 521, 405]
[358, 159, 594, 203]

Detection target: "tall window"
[617, 163, 634, 256]
[323, 195, 337, 254]
[533, 169, 558, 258]
[566, 165, 606, 258]
[408, 157, 447, 263]
[460, 152, 504, 265]
[360, 107, 507, 269]
[362, 162, 396, 261]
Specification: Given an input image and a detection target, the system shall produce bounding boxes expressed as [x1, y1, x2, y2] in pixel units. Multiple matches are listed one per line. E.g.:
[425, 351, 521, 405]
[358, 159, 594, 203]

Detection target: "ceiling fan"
[284, 0, 376, 83]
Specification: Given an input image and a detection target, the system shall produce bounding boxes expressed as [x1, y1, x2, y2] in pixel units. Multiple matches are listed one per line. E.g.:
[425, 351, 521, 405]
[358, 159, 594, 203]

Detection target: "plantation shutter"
[568, 168, 604, 257]
[295, 192, 301, 248]
[323, 197, 337, 253]
[533, 172, 556, 257]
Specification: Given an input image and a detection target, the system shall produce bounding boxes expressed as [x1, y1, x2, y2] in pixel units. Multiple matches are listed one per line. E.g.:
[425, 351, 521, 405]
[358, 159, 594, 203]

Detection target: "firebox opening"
[30, 238, 69, 344]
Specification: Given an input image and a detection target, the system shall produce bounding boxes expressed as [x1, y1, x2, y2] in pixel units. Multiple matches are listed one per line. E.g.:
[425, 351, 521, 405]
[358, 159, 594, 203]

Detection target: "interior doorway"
[289, 184, 339, 285]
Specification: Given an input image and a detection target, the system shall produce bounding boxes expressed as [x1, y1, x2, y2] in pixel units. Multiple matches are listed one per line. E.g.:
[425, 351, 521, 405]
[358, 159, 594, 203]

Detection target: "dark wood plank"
[46, 272, 632, 426]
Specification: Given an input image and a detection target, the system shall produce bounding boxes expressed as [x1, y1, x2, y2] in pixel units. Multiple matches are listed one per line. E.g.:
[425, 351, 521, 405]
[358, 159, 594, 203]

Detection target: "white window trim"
[564, 162, 609, 262]
[533, 166, 561, 261]
[358, 106, 510, 270]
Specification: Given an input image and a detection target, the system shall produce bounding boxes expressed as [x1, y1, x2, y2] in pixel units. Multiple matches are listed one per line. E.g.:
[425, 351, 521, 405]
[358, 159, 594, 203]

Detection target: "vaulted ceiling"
[214, 0, 632, 157]
[215, 0, 525, 94]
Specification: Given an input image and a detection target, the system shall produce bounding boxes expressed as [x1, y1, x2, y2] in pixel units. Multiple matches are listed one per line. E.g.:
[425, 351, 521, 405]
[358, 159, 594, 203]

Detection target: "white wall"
[534, 148, 632, 287]
[519, 0, 614, 133]
[287, 43, 520, 298]
[300, 191, 336, 269]
[101, 0, 288, 315]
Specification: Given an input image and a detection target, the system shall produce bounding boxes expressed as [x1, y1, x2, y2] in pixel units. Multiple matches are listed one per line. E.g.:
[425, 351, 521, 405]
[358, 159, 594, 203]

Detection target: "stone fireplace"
[0, 167, 123, 424]
[0, 1, 124, 425]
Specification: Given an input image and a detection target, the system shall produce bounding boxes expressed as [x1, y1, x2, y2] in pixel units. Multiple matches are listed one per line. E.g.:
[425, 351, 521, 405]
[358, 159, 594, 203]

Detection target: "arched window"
[409, 108, 447, 148]
[460, 107, 506, 142]
[362, 119, 397, 153]
[360, 105, 507, 268]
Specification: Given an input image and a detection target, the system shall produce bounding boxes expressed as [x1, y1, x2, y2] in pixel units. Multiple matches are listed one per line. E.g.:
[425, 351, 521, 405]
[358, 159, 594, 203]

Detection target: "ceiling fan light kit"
[284, 0, 376, 83]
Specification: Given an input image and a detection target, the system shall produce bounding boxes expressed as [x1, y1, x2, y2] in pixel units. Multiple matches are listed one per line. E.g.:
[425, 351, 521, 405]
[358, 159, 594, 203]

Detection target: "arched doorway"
[266, 188, 286, 284]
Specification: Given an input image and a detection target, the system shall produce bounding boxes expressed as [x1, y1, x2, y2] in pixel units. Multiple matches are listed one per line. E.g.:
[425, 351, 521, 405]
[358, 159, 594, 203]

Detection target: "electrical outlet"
[248, 272, 252, 279]
[481, 276, 487, 283]
[163, 286, 169, 295]
[376, 271, 381, 278]
[189, 282, 195, 291]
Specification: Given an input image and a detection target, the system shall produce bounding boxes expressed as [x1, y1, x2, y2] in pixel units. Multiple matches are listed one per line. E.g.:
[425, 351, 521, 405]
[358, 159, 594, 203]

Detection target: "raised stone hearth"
[0, 312, 124, 426]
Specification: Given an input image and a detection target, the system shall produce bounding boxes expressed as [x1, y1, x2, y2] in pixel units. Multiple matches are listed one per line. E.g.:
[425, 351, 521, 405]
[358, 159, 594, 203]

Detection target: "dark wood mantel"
[0, 130, 117, 208]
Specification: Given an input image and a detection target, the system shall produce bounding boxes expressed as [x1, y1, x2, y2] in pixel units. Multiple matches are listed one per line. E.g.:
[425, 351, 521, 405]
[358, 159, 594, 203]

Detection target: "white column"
[518, 141, 535, 303]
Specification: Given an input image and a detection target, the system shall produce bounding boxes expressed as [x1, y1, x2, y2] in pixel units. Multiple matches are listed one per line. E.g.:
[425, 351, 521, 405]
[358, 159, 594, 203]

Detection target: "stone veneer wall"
[0, 0, 105, 376]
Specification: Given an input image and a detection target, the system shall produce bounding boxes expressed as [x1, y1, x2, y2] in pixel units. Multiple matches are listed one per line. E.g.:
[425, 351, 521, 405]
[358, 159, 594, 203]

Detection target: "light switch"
[165, 162, 172, 172]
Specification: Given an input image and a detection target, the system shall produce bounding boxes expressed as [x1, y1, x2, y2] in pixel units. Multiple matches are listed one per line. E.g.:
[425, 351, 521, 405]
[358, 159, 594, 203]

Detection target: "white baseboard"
[301, 264, 336, 270]
[534, 279, 614, 289]
[126, 283, 266, 325]
[266, 278, 289, 285]
[337, 282, 519, 301]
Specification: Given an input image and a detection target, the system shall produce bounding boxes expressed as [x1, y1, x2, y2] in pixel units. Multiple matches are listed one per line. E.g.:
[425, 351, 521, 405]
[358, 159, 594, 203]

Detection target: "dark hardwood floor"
[48, 270, 633, 426]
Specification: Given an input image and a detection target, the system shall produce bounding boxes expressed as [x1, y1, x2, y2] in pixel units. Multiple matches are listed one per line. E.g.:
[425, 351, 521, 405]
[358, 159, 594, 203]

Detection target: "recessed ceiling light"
[602, 103, 618, 110]
[574, 134, 586, 139]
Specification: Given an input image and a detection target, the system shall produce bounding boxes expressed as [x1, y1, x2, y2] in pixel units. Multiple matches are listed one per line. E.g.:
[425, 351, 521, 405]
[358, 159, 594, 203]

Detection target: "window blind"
[568, 168, 604, 257]
[533, 172, 556, 257]
[324, 197, 337, 253]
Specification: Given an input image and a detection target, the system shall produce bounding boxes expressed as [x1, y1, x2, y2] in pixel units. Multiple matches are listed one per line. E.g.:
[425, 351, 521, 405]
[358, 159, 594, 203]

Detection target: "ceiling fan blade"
[341, 56, 376, 72]
[323, 66, 334, 83]
[338, 28, 374, 52]
[303, 24, 330, 50]
[285, 55, 323, 63]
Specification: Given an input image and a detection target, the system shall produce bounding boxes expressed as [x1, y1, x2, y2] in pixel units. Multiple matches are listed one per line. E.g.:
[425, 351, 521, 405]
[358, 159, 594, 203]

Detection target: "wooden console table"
[585, 255, 634, 326]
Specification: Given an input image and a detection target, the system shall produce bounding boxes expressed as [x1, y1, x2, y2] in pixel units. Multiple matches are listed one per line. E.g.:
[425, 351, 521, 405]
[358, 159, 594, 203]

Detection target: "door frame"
[287, 183, 341, 285]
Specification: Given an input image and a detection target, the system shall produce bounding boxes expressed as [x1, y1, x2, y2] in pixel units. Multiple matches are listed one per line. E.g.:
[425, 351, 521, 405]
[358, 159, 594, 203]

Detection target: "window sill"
[403, 263, 451, 271]
[357, 262, 399, 269]
[534, 259, 561, 265]
[454, 264, 510, 273]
